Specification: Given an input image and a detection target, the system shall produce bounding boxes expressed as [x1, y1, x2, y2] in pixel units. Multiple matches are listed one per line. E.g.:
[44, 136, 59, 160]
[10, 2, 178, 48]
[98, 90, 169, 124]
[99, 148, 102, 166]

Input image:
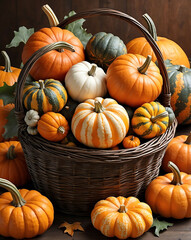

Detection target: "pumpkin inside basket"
[15, 8, 177, 216]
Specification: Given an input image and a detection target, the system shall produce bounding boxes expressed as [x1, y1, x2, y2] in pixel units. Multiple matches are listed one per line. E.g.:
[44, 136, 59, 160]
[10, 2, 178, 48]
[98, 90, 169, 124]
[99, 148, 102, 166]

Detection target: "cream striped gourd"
[23, 79, 67, 115]
[131, 101, 169, 139]
[71, 97, 129, 148]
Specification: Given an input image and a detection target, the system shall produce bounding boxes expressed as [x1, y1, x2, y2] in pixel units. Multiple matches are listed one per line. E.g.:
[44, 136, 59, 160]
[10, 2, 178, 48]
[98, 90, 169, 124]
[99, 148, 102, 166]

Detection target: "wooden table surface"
[0, 124, 190, 240]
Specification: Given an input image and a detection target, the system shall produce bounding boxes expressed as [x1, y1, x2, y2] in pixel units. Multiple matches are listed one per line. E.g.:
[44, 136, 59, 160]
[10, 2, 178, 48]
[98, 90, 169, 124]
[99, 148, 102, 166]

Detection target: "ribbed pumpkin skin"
[23, 79, 67, 115]
[162, 135, 191, 174]
[106, 54, 163, 107]
[91, 196, 153, 239]
[165, 60, 191, 125]
[71, 97, 129, 148]
[131, 102, 169, 139]
[0, 189, 54, 239]
[22, 27, 85, 81]
[85, 32, 127, 70]
[0, 141, 30, 187]
[37, 112, 69, 142]
[126, 37, 190, 68]
[145, 172, 191, 219]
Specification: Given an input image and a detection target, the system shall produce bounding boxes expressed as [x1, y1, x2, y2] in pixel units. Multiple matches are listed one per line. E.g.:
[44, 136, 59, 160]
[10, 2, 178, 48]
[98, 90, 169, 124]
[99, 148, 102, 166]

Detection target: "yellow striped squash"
[131, 102, 169, 139]
[23, 79, 67, 115]
[71, 97, 129, 148]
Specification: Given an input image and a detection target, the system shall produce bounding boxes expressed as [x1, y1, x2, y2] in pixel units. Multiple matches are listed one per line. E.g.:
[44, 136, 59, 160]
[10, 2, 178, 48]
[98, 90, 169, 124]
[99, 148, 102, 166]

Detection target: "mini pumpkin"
[131, 101, 169, 139]
[126, 13, 190, 68]
[85, 32, 127, 70]
[37, 112, 69, 142]
[0, 141, 30, 187]
[145, 161, 191, 219]
[23, 79, 67, 115]
[106, 54, 163, 107]
[91, 196, 153, 239]
[65, 61, 107, 102]
[71, 97, 129, 148]
[122, 135, 140, 149]
[0, 178, 54, 239]
[162, 133, 191, 174]
[24, 110, 40, 127]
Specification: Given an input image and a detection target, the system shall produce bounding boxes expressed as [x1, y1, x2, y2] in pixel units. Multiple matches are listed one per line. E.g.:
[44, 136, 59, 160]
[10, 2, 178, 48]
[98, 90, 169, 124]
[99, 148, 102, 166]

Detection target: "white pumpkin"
[65, 61, 107, 102]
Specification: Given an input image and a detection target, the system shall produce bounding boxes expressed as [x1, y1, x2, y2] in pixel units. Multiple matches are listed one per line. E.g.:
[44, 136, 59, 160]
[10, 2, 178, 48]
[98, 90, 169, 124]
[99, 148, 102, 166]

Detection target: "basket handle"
[58, 8, 171, 106]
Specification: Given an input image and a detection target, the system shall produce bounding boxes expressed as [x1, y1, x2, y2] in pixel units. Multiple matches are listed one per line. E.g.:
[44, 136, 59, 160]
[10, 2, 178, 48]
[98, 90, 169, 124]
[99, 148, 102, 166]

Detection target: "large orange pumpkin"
[145, 161, 191, 219]
[0, 178, 54, 239]
[162, 133, 191, 174]
[22, 27, 85, 81]
[0, 141, 30, 187]
[126, 14, 190, 68]
[91, 196, 153, 239]
[106, 54, 163, 107]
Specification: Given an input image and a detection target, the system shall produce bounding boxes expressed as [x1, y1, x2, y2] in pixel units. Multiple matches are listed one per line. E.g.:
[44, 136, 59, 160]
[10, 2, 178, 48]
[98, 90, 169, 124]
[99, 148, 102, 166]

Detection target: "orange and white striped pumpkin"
[71, 97, 129, 148]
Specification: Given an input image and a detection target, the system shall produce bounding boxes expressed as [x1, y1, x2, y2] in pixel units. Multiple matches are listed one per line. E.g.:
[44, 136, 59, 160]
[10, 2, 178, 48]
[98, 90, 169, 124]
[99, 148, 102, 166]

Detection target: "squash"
[0, 51, 21, 106]
[165, 60, 191, 125]
[91, 196, 153, 239]
[0, 141, 30, 187]
[162, 133, 191, 174]
[126, 13, 190, 68]
[37, 112, 69, 142]
[22, 28, 84, 81]
[65, 61, 107, 102]
[122, 135, 140, 149]
[145, 161, 191, 219]
[24, 110, 40, 127]
[0, 178, 54, 239]
[106, 54, 163, 107]
[27, 126, 38, 135]
[71, 97, 129, 148]
[85, 32, 127, 70]
[131, 101, 169, 139]
[23, 79, 67, 115]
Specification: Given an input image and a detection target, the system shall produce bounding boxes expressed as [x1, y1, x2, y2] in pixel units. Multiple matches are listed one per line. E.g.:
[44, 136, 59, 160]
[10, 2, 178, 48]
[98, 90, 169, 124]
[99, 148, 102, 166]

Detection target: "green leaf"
[64, 11, 92, 48]
[0, 82, 17, 105]
[151, 218, 173, 237]
[6, 26, 34, 48]
[3, 108, 18, 139]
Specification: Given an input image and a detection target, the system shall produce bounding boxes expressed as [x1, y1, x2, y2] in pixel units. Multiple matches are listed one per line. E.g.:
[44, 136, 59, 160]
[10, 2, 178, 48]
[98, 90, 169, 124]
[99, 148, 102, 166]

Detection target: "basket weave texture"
[15, 8, 177, 215]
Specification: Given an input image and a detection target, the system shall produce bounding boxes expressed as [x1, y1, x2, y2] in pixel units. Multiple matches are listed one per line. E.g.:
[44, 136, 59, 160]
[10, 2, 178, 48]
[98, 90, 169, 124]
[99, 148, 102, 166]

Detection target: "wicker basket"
[15, 9, 177, 216]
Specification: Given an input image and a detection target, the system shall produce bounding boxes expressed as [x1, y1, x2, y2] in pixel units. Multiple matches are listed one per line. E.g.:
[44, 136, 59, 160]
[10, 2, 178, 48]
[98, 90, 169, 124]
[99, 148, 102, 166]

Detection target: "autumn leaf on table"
[6, 26, 34, 48]
[151, 218, 173, 237]
[58, 222, 84, 237]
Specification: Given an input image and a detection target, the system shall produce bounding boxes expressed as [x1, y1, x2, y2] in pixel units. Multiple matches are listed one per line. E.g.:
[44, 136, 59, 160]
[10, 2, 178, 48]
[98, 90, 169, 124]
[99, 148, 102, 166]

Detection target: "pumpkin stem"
[185, 132, 191, 145]
[0, 178, 26, 207]
[6, 145, 16, 160]
[1, 51, 12, 73]
[130, 136, 135, 141]
[94, 100, 104, 113]
[142, 13, 158, 41]
[58, 126, 66, 134]
[179, 65, 187, 73]
[138, 55, 152, 74]
[39, 80, 45, 89]
[42, 4, 59, 27]
[150, 111, 168, 123]
[168, 161, 183, 185]
[88, 64, 97, 77]
[118, 205, 127, 213]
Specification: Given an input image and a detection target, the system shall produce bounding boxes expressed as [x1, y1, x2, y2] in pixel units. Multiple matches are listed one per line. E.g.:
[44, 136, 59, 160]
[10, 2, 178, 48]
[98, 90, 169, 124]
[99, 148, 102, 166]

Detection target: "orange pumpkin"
[122, 135, 140, 149]
[91, 196, 153, 239]
[0, 141, 30, 187]
[22, 27, 85, 81]
[71, 97, 129, 148]
[37, 112, 69, 142]
[145, 161, 191, 219]
[162, 133, 191, 174]
[0, 178, 54, 239]
[106, 54, 163, 107]
[126, 13, 190, 68]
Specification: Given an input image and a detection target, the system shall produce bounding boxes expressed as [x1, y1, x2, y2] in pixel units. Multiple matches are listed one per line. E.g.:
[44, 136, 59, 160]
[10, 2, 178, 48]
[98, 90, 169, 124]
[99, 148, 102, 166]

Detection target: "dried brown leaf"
[59, 221, 84, 237]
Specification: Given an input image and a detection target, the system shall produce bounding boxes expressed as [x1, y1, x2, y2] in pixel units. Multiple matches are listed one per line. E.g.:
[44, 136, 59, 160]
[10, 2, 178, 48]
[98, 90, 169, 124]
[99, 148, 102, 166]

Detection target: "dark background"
[0, 0, 191, 68]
